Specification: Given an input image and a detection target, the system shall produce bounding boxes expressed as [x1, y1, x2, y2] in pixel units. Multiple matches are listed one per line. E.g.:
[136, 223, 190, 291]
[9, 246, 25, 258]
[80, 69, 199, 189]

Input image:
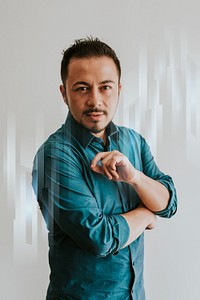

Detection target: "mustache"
[84, 108, 106, 114]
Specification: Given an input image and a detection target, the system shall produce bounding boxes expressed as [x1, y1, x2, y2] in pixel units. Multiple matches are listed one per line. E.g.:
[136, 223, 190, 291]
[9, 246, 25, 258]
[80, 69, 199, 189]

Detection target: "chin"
[83, 123, 106, 134]
[88, 126, 104, 134]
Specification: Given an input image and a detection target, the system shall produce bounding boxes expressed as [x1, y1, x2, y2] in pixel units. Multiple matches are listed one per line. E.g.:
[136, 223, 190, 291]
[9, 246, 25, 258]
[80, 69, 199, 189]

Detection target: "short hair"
[60, 37, 121, 86]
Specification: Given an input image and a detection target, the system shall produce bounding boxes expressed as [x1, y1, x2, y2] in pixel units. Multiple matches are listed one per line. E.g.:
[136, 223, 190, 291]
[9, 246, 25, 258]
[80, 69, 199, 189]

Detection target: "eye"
[74, 86, 89, 92]
[100, 85, 111, 91]
[80, 87, 88, 91]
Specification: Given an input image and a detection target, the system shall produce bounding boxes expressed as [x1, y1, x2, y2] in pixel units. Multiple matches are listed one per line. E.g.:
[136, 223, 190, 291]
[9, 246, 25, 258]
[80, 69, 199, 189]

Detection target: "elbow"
[84, 237, 117, 258]
[77, 214, 127, 257]
[157, 207, 177, 219]
[157, 180, 178, 218]
[154, 182, 178, 218]
[77, 226, 121, 258]
[155, 198, 177, 219]
[89, 245, 111, 258]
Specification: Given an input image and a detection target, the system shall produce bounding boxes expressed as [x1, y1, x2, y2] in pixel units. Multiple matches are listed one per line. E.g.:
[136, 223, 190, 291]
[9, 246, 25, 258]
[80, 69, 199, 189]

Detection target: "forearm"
[91, 150, 170, 212]
[121, 206, 156, 248]
[129, 170, 170, 212]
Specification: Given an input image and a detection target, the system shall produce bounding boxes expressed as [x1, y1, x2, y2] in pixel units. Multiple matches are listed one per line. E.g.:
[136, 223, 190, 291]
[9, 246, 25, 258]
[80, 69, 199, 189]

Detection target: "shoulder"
[115, 125, 151, 159]
[116, 124, 146, 145]
[34, 124, 80, 167]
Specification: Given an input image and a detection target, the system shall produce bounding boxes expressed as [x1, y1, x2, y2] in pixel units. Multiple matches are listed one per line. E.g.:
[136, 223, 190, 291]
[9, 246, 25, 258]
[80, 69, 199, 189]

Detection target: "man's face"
[60, 56, 121, 140]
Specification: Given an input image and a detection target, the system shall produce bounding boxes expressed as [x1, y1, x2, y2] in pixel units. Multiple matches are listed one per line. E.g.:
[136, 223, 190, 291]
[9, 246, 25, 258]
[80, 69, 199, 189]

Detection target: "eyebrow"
[100, 80, 115, 85]
[72, 81, 89, 87]
[72, 80, 115, 88]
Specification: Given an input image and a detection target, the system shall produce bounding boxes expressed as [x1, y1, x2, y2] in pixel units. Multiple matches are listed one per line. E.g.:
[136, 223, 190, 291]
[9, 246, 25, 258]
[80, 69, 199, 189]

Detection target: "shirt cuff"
[109, 214, 130, 253]
[155, 179, 177, 218]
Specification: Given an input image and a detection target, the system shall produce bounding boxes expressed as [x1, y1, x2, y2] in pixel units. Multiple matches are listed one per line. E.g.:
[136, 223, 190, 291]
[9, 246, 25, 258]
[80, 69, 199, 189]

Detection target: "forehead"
[67, 56, 119, 81]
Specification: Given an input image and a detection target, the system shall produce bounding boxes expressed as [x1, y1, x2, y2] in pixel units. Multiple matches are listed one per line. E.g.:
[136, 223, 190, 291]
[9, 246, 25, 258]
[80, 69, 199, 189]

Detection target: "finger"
[106, 160, 120, 180]
[91, 151, 125, 181]
[91, 151, 120, 168]
[108, 169, 119, 180]
[92, 162, 114, 180]
[102, 166, 113, 180]
[92, 156, 118, 180]
[146, 223, 155, 230]
[91, 152, 108, 168]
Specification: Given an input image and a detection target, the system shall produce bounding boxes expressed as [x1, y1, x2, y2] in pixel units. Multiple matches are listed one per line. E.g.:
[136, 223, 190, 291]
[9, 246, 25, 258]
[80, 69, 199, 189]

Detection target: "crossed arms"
[91, 150, 170, 247]
[32, 137, 177, 257]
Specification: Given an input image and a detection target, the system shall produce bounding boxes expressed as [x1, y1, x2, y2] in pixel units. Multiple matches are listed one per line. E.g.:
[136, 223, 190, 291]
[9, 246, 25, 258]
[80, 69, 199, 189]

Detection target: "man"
[32, 37, 177, 300]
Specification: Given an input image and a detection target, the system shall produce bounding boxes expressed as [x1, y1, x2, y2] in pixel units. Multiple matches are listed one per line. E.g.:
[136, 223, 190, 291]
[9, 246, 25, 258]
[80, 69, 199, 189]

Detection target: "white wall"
[1, 1, 200, 299]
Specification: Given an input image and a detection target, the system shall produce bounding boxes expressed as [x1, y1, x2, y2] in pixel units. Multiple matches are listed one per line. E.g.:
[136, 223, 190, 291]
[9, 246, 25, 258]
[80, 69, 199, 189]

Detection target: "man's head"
[60, 37, 122, 141]
[61, 37, 121, 86]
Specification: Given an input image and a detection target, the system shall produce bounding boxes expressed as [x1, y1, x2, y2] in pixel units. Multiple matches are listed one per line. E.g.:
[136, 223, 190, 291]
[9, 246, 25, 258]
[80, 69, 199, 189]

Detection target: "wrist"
[128, 169, 142, 186]
[137, 206, 155, 223]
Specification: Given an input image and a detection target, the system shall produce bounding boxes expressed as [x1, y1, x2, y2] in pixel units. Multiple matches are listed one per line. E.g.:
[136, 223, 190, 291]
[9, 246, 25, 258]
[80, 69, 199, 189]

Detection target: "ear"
[60, 85, 68, 105]
[118, 82, 122, 96]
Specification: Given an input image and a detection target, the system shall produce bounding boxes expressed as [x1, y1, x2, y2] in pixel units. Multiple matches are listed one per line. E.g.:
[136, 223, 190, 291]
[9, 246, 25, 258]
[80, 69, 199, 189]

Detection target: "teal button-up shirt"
[32, 112, 177, 300]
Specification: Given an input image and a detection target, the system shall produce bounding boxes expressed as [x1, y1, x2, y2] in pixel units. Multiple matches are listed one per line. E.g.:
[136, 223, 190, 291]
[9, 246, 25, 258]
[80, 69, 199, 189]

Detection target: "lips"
[86, 112, 104, 116]
[85, 111, 105, 121]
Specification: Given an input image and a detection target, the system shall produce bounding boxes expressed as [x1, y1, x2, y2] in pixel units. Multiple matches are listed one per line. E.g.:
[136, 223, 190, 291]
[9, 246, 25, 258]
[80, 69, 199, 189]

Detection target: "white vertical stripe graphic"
[6, 112, 16, 216]
[9, 30, 200, 264]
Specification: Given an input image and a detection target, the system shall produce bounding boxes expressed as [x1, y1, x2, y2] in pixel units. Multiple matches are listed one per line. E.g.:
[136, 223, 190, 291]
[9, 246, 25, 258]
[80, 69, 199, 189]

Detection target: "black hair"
[60, 37, 121, 86]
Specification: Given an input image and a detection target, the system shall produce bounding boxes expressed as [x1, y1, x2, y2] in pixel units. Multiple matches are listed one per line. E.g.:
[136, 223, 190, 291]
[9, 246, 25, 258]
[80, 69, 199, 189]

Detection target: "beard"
[79, 120, 110, 134]
[69, 107, 113, 135]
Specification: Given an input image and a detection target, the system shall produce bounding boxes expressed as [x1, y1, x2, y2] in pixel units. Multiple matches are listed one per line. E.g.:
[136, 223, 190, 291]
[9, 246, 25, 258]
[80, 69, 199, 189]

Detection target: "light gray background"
[1, 1, 200, 299]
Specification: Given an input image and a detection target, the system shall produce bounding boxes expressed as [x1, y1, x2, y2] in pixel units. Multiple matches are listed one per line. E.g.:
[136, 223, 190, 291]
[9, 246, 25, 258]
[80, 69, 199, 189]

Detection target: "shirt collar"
[64, 112, 119, 149]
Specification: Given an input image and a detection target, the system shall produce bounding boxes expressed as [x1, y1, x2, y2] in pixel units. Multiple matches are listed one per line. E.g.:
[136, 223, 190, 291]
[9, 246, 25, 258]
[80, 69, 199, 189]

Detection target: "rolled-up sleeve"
[141, 137, 178, 218]
[32, 144, 130, 257]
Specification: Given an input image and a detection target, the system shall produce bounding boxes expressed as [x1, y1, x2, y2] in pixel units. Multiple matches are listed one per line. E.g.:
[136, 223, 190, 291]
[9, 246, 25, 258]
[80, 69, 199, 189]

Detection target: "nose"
[86, 88, 102, 107]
